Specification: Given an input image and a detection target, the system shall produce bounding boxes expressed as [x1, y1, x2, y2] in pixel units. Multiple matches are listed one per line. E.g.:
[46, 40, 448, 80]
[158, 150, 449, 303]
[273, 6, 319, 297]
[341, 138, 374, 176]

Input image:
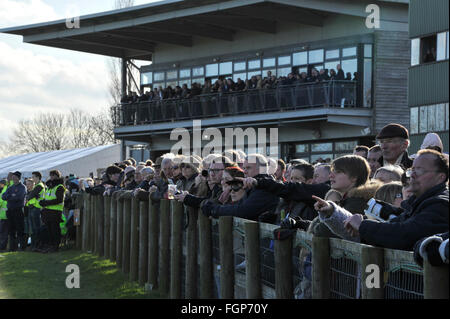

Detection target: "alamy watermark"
[65, 264, 80, 288]
[65, 4, 80, 29]
[365, 4, 380, 29]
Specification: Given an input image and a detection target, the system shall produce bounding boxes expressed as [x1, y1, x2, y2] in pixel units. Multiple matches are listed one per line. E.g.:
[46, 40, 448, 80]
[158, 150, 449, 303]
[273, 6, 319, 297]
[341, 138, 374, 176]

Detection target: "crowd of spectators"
[1, 124, 448, 297]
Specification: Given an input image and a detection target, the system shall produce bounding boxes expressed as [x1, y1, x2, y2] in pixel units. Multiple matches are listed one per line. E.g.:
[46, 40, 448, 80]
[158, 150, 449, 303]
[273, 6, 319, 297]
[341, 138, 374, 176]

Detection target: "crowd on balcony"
[120, 65, 358, 104]
[1, 124, 447, 298]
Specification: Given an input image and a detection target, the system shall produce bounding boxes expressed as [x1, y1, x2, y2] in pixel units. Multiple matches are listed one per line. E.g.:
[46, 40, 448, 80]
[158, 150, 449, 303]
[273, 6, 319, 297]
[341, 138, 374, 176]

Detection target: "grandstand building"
[1, 0, 412, 161]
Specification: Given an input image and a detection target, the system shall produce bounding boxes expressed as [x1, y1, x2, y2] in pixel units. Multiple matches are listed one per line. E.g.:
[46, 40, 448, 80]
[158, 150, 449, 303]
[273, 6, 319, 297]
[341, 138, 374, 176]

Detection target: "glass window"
[325, 61, 339, 72]
[233, 72, 246, 82]
[427, 104, 436, 131]
[192, 66, 204, 77]
[141, 72, 152, 85]
[180, 69, 190, 78]
[166, 80, 177, 88]
[298, 67, 307, 74]
[411, 38, 420, 66]
[247, 70, 261, 78]
[421, 34, 437, 63]
[419, 106, 428, 133]
[436, 104, 446, 131]
[278, 56, 291, 66]
[364, 44, 373, 58]
[309, 49, 324, 64]
[311, 142, 332, 152]
[191, 77, 204, 85]
[153, 82, 164, 89]
[446, 103, 449, 130]
[166, 70, 177, 80]
[277, 67, 292, 77]
[293, 51, 307, 66]
[206, 63, 219, 77]
[295, 144, 309, 153]
[311, 154, 333, 163]
[179, 79, 191, 87]
[326, 49, 339, 60]
[341, 59, 357, 77]
[219, 62, 232, 75]
[248, 59, 261, 70]
[263, 69, 276, 78]
[154, 72, 165, 82]
[364, 58, 372, 107]
[234, 61, 246, 72]
[263, 58, 276, 68]
[335, 140, 357, 151]
[342, 47, 357, 57]
[410, 107, 419, 134]
[437, 32, 447, 61]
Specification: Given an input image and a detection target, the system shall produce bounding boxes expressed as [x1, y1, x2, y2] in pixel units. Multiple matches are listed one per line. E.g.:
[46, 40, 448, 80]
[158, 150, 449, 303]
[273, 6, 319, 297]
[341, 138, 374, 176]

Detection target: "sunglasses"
[230, 185, 243, 192]
[172, 165, 179, 170]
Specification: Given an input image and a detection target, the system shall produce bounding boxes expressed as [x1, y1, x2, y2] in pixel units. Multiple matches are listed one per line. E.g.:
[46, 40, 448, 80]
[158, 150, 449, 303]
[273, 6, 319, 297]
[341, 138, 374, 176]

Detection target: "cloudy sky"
[0, 0, 158, 149]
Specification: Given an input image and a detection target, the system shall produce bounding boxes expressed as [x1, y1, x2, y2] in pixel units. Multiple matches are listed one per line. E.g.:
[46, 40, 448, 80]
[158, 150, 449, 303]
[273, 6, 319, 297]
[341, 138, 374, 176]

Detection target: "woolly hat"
[420, 132, 444, 151]
[12, 171, 22, 179]
[376, 123, 409, 140]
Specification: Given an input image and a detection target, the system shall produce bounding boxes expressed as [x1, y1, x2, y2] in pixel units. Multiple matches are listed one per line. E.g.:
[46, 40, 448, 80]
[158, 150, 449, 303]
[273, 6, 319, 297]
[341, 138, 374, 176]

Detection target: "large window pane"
[263, 69, 276, 78]
[141, 72, 152, 85]
[293, 51, 307, 66]
[166, 70, 177, 80]
[298, 67, 307, 74]
[311, 154, 333, 163]
[437, 32, 447, 61]
[335, 140, 357, 151]
[295, 144, 309, 153]
[278, 55, 291, 66]
[410, 106, 419, 134]
[192, 66, 204, 77]
[192, 77, 204, 85]
[325, 61, 339, 72]
[427, 104, 436, 131]
[248, 59, 261, 70]
[166, 80, 177, 88]
[309, 49, 324, 63]
[233, 72, 246, 82]
[234, 61, 246, 72]
[341, 59, 357, 77]
[342, 47, 357, 57]
[179, 79, 191, 87]
[364, 58, 372, 107]
[154, 72, 164, 82]
[219, 62, 232, 75]
[263, 58, 275, 68]
[436, 104, 446, 131]
[419, 106, 428, 133]
[206, 63, 219, 77]
[326, 49, 339, 60]
[411, 38, 420, 66]
[277, 67, 292, 77]
[247, 70, 261, 78]
[446, 103, 449, 130]
[311, 142, 332, 152]
[364, 44, 373, 58]
[180, 69, 190, 78]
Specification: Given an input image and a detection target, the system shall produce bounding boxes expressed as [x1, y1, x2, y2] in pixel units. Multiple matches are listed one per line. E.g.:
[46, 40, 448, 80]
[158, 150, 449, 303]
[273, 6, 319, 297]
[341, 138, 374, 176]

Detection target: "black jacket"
[359, 183, 449, 251]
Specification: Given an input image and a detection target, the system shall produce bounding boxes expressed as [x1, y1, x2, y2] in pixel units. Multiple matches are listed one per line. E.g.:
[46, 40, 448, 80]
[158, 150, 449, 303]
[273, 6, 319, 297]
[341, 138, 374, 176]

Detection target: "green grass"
[0, 249, 164, 299]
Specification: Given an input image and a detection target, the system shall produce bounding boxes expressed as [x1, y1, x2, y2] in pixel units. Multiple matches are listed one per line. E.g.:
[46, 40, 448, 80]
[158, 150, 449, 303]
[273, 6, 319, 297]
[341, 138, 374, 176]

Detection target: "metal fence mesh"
[293, 231, 313, 299]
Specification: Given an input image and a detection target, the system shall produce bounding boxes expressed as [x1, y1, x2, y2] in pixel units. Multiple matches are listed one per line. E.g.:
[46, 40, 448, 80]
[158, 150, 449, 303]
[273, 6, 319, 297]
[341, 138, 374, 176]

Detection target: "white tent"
[0, 144, 121, 180]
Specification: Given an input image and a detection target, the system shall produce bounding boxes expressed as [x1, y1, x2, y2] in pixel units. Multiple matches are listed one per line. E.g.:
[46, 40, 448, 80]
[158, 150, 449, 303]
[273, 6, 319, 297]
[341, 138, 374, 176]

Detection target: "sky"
[0, 0, 159, 150]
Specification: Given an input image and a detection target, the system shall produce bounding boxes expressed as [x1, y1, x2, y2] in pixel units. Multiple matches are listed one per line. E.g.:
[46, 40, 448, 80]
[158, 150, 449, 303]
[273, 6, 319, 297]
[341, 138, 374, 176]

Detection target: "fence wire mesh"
[293, 231, 313, 299]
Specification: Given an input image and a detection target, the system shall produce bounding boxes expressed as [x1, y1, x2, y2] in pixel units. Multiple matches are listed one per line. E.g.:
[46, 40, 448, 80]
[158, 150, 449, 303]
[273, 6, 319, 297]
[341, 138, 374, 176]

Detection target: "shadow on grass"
[0, 249, 165, 299]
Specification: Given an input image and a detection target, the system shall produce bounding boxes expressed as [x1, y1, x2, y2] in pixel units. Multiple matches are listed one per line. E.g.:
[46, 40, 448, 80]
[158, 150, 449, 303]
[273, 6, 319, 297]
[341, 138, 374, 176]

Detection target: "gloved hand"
[201, 201, 214, 218]
[280, 216, 310, 231]
[414, 235, 444, 267]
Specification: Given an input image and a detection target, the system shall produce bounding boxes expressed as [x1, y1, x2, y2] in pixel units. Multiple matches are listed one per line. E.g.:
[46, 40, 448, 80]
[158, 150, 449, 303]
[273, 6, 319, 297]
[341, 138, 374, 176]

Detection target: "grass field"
[0, 249, 164, 299]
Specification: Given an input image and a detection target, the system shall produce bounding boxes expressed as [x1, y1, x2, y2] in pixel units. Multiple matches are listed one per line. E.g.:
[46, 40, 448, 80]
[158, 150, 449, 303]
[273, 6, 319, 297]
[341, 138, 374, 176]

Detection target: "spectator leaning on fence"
[316, 149, 449, 250]
[2, 171, 27, 251]
[414, 231, 449, 268]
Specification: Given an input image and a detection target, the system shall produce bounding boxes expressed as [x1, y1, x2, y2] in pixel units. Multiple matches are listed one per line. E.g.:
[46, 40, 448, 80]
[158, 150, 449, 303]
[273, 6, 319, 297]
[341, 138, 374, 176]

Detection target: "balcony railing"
[112, 80, 359, 127]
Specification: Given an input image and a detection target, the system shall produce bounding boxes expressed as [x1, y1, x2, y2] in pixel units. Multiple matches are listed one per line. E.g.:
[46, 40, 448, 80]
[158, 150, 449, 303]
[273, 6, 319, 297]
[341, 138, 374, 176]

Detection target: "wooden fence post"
[148, 200, 160, 290]
[245, 221, 261, 299]
[170, 200, 183, 298]
[199, 213, 213, 299]
[116, 198, 124, 269]
[90, 194, 95, 253]
[97, 195, 105, 257]
[159, 199, 171, 295]
[219, 216, 234, 299]
[424, 261, 449, 299]
[312, 236, 330, 299]
[110, 196, 117, 262]
[274, 234, 293, 299]
[104, 196, 111, 260]
[75, 194, 83, 250]
[130, 197, 140, 282]
[82, 194, 89, 252]
[138, 200, 149, 286]
[93, 195, 97, 254]
[122, 198, 131, 274]
[185, 207, 198, 299]
[361, 245, 384, 299]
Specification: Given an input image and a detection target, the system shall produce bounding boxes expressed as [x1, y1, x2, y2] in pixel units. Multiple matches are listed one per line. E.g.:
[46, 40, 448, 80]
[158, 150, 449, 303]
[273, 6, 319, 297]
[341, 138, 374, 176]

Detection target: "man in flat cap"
[1, 171, 27, 251]
[376, 123, 413, 170]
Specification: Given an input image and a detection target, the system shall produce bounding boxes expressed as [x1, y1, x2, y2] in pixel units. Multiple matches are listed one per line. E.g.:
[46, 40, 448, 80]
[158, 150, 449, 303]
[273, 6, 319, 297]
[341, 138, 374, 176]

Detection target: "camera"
[201, 169, 208, 177]
[364, 198, 401, 222]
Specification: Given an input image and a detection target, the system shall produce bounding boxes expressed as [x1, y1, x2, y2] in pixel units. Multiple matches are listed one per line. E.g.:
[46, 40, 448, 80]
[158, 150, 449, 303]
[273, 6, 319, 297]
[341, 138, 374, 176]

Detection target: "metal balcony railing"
[112, 80, 359, 127]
